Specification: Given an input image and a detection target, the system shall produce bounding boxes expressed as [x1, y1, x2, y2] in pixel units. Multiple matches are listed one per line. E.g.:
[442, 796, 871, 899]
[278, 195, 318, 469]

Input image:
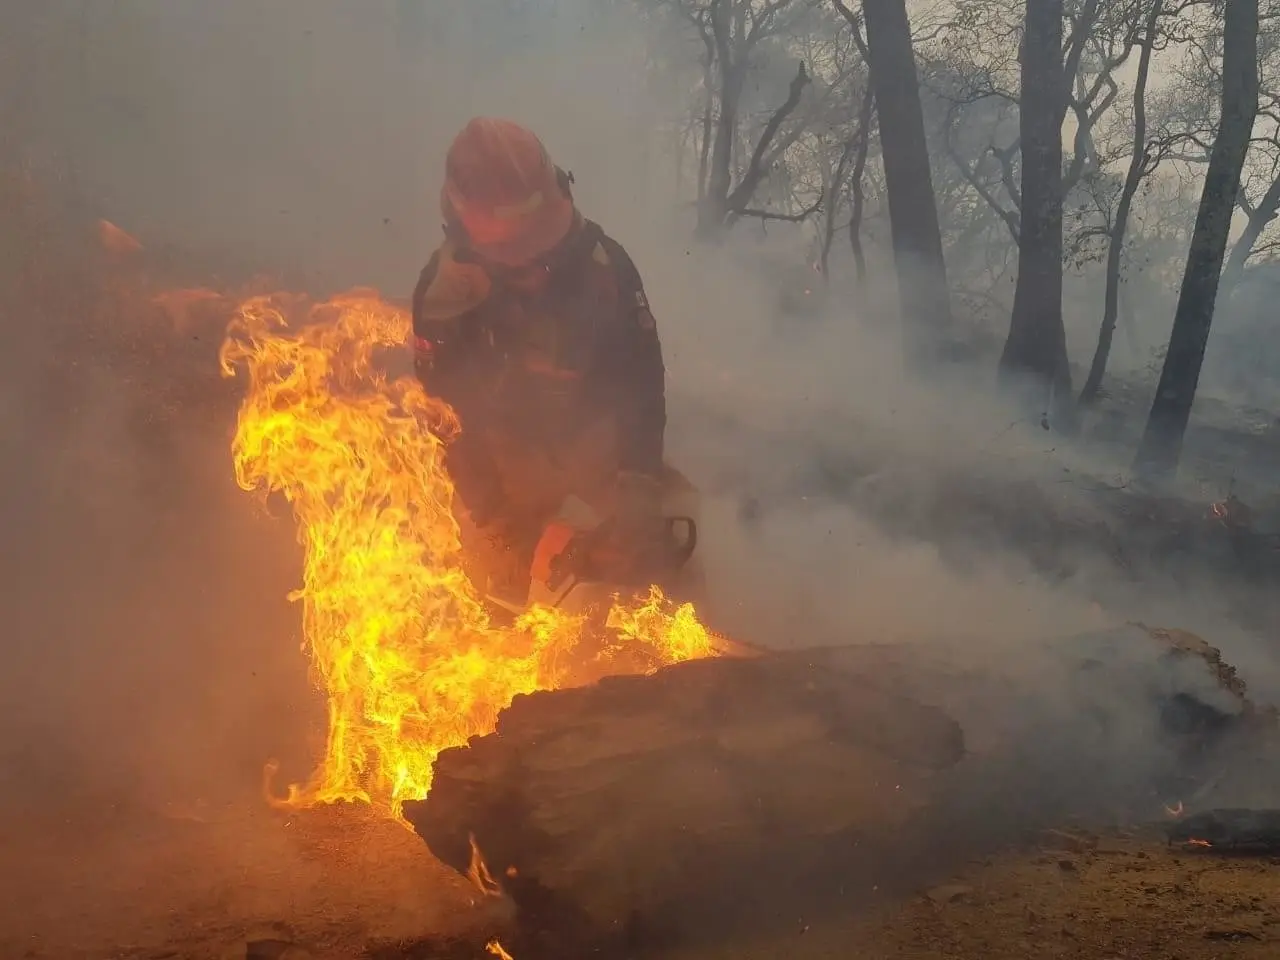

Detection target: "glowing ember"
[219, 290, 717, 820]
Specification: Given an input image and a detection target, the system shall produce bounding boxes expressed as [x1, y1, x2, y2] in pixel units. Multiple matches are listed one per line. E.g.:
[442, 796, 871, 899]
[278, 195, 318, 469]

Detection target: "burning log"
[405, 652, 964, 943]
[403, 624, 1272, 949]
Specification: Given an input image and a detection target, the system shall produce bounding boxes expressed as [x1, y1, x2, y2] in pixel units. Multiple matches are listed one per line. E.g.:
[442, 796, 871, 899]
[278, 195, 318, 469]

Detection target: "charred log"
[407, 652, 963, 947]
[403, 625, 1269, 950]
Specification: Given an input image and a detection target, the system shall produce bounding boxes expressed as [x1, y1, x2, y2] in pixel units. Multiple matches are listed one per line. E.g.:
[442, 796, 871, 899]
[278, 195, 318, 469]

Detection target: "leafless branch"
[942, 98, 1020, 240]
[737, 196, 824, 222]
[724, 60, 811, 213]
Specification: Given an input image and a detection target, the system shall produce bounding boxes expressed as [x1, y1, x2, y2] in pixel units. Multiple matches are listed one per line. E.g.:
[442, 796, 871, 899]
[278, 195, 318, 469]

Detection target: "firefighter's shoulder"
[414, 240, 493, 325]
[591, 228, 656, 327]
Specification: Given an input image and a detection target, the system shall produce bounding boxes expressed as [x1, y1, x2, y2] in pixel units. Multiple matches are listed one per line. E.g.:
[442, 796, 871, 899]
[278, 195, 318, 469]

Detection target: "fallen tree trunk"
[403, 625, 1271, 950]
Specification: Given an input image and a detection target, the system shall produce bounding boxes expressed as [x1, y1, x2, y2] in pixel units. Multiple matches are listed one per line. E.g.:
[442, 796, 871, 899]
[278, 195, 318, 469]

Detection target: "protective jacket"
[410, 219, 666, 528]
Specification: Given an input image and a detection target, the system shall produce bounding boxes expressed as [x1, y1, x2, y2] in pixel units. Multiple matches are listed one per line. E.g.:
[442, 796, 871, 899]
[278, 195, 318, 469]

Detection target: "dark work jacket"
[410, 219, 666, 523]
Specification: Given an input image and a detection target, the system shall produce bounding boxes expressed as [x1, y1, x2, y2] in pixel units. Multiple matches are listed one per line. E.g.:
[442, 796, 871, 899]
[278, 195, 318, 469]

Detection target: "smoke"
[0, 0, 1276, 955]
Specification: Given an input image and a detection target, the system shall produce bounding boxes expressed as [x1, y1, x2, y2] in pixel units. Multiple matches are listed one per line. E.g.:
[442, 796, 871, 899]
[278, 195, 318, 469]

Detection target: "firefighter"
[411, 117, 680, 604]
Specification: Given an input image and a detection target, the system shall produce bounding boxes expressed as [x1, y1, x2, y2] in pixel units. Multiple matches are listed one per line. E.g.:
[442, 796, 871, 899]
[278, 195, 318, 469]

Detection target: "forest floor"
[5, 799, 1279, 960]
[4, 196, 1280, 960]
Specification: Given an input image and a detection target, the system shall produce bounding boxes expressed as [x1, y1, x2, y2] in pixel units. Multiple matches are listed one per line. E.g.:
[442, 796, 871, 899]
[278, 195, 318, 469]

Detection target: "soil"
[663, 829, 1280, 960]
[0, 800, 501, 960]
[4, 181, 1279, 960]
[7, 804, 1279, 960]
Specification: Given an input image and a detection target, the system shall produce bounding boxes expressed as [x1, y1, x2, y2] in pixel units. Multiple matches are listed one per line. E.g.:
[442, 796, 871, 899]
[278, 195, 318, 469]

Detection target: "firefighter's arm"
[600, 240, 667, 481]
[410, 245, 504, 524]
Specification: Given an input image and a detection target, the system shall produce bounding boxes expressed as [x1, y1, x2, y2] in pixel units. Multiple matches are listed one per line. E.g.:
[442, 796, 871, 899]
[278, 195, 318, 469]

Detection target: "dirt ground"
[0, 801, 492, 960]
[676, 829, 1280, 960]
[3, 187, 1279, 960]
[4, 800, 1278, 959]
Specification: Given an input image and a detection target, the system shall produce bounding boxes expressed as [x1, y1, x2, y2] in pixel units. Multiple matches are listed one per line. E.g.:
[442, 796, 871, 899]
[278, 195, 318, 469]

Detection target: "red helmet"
[441, 117, 576, 267]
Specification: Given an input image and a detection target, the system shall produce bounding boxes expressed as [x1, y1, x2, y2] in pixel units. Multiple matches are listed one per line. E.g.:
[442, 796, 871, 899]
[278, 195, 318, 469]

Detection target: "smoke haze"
[1, 2, 1276, 956]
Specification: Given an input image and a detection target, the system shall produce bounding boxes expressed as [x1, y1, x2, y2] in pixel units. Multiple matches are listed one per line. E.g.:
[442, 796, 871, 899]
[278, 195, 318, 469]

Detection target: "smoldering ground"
[0, 2, 1277, 957]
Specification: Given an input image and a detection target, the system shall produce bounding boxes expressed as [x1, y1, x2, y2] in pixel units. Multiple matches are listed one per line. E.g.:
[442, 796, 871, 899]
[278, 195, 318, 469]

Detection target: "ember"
[1166, 809, 1280, 853]
[218, 291, 719, 821]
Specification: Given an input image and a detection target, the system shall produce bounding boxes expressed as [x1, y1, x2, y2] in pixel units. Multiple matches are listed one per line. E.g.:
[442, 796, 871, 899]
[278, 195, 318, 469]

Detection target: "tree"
[653, 0, 825, 237]
[998, 0, 1096, 419]
[834, 0, 954, 359]
[1079, 0, 1168, 404]
[1148, 1, 1280, 298]
[1133, 0, 1260, 480]
[817, 81, 876, 282]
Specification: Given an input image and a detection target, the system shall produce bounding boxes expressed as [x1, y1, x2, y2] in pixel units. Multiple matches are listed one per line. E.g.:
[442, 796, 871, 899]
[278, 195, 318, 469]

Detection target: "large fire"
[218, 290, 717, 819]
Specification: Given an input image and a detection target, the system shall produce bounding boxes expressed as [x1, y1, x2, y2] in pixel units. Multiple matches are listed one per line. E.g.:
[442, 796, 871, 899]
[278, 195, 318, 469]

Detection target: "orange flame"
[219, 290, 717, 820]
[467, 832, 502, 898]
[486, 942, 515, 960]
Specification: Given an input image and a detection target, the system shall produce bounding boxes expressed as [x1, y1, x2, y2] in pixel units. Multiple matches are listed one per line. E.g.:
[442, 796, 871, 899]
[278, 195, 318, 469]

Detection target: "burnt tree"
[835, 0, 954, 359]
[1134, 0, 1259, 481]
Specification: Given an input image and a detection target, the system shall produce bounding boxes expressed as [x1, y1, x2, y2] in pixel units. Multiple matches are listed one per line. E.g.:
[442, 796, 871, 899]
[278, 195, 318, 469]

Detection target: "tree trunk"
[999, 0, 1073, 423]
[404, 626, 1265, 951]
[848, 94, 874, 286]
[1134, 0, 1259, 482]
[818, 154, 839, 282]
[1080, 0, 1162, 406]
[861, 0, 953, 361]
[696, 6, 742, 239]
[820, 85, 874, 282]
[696, 56, 715, 205]
[1219, 173, 1280, 298]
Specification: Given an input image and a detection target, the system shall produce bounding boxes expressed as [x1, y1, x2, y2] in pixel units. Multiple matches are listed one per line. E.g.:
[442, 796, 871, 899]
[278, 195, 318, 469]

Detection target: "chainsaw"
[483, 497, 698, 619]
[480, 498, 757, 665]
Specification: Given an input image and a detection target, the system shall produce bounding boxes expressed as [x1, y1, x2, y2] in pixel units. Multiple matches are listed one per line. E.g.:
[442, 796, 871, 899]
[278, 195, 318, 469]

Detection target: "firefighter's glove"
[614, 470, 664, 540]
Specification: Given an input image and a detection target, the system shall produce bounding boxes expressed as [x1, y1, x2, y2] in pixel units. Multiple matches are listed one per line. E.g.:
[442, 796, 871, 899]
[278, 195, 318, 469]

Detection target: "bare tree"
[817, 81, 876, 280]
[1134, 0, 1260, 480]
[998, 0, 1098, 418]
[1079, 0, 1168, 404]
[1220, 8, 1280, 293]
[654, 0, 826, 237]
[831, 0, 953, 357]
[1146, 0, 1280, 295]
[933, 0, 1122, 245]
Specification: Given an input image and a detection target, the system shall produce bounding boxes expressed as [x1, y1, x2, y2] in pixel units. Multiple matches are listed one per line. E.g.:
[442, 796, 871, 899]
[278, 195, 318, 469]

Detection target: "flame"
[466, 832, 502, 898]
[608, 585, 719, 666]
[486, 942, 515, 960]
[96, 218, 143, 257]
[219, 290, 717, 820]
